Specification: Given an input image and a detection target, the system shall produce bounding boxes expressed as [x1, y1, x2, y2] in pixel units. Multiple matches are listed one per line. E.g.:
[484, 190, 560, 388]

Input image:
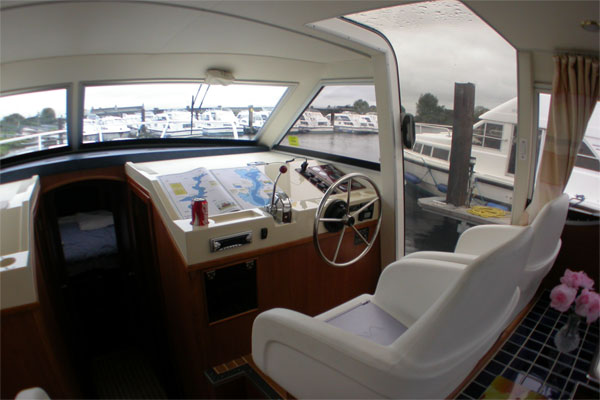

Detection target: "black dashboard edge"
[0, 145, 270, 183]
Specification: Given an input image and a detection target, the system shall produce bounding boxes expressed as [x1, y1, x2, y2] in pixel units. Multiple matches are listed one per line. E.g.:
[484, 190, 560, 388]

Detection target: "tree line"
[415, 93, 488, 125]
[1, 108, 64, 136]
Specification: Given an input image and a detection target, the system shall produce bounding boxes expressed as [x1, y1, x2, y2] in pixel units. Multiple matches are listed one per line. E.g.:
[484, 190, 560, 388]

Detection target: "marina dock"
[417, 196, 512, 226]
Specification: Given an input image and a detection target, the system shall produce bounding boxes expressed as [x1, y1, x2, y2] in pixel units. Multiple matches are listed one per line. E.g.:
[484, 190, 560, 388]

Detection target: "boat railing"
[0, 130, 68, 158]
[415, 123, 452, 135]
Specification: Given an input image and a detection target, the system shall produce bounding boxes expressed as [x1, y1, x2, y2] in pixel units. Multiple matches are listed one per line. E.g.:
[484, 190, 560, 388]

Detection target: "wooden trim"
[209, 354, 295, 399]
[126, 176, 151, 201]
[207, 308, 259, 327]
[41, 165, 126, 193]
[246, 354, 295, 399]
[0, 302, 40, 316]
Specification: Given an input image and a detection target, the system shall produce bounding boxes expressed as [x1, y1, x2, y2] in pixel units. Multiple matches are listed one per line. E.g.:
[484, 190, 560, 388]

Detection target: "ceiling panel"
[0, 1, 383, 64]
[464, 0, 599, 54]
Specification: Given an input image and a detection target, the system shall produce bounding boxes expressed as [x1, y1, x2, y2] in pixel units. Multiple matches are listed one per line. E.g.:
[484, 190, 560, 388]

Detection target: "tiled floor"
[458, 290, 600, 399]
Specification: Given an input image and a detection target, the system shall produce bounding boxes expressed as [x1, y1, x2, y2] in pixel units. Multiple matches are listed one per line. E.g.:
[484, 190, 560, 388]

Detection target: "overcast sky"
[349, 0, 517, 115]
[312, 85, 377, 108]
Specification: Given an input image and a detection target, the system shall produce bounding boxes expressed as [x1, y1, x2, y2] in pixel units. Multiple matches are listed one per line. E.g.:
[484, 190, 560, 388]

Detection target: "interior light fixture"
[205, 69, 235, 85]
[581, 20, 599, 33]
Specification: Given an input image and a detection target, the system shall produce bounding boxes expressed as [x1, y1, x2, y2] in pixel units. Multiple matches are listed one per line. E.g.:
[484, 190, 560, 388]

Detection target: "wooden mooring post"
[446, 83, 475, 207]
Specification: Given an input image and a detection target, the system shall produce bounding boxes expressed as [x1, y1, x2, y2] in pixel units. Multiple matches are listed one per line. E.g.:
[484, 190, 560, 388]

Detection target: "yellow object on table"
[467, 206, 507, 218]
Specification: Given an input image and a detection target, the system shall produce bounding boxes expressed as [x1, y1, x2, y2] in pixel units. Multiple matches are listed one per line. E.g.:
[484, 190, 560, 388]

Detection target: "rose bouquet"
[549, 269, 599, 352]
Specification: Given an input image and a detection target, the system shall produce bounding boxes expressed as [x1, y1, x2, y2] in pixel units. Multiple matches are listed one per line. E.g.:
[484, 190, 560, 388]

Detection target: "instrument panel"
[296, 163, 364, 193]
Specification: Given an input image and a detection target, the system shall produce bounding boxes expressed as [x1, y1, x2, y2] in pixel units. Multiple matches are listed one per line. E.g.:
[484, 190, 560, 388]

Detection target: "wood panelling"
[151, 196, 212, 398]
[0, 181, 80, 399]
[541, 222, 600, 291]
[257, 246, 310, 313]
[1, 305, 78, 399]
[206, 310, 260, 367]
[137, 179, 382, 397]
[41, 165, 126, 193]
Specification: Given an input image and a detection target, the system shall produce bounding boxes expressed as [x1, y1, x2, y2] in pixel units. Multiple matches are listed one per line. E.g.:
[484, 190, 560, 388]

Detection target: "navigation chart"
[158, 167, 241, 219]
[157, 166, 274, 219]
[211, 167, 274, 210]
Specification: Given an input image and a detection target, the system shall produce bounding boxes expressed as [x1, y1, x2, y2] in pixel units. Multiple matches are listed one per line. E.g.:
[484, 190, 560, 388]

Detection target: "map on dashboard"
[157, 166, 274, 219]
[211, 167, 273, 210]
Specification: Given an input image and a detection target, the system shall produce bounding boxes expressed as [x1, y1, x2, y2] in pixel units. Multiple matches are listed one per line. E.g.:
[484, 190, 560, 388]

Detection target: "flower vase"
[554, 313, 580, 353]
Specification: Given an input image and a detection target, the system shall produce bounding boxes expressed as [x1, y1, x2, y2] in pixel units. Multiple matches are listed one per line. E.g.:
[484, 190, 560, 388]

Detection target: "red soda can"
[191, 197, 208, 226]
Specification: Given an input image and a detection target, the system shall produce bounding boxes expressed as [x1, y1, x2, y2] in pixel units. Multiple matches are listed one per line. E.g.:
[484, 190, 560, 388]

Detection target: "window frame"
[0, 79, 292, 167]
[79, 79, 291, 149]
[473, 122, 504, 150]
[274, 79, 381, 171]
[0, 83, 73, 165]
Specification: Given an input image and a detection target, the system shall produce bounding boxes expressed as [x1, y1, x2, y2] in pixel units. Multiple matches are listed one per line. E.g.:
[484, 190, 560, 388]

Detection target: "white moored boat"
[404, 97, 600, 214]
[291, 109, 334, 133]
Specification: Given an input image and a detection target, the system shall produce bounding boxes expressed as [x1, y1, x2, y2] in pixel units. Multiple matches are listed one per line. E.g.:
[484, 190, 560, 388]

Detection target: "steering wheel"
[313, 173, 382, 267]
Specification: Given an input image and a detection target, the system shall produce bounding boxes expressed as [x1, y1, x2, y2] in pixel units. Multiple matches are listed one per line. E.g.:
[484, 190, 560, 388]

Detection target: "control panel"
[296, 164, 364, 193]
[349, 201, 375, 221]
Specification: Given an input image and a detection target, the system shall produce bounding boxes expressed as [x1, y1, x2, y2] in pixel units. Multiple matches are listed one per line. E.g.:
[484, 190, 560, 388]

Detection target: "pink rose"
[550, 284, 577, 312]
[560, 269, 595, 289]
[560, 269, 579, 287]
[578, 291, 600, 324]
[575, 289, 593, 316]
[579, 273, 595, 289]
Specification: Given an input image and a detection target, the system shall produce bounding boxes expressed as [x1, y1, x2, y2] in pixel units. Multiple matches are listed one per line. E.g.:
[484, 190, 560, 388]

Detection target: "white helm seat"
[252, 225, 533, 398]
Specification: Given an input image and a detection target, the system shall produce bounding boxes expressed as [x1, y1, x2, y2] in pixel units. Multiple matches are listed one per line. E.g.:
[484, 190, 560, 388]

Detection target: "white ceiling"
[1, 0, 598, 65]
[464, 0, 599, 54]
[0, 1, 400, 64]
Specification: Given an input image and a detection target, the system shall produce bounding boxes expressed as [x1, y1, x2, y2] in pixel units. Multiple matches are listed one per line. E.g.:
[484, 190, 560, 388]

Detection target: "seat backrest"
[527, 193, 569, 267]
[393, 225, 533, 370]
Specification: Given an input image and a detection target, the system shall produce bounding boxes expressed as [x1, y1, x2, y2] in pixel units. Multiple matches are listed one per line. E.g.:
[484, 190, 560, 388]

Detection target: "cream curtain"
[520, 55, 599, 225]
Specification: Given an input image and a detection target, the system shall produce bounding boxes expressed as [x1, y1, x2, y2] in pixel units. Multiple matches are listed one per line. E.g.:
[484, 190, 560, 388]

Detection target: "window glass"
[279, 85, 379, 163]
[422, 144, 432, 157]
[432, 147, 450, 161]
[349, 0, 517, 254]
[484, 123, 503, 150]
[538, 94, 600, 213]
[0, 88, 68, 159]
[472, 124, 485, 146]
[83, 83, 287, 143]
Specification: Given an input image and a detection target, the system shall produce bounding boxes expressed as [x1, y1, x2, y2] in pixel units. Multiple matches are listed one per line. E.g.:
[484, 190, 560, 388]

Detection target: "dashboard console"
[125, 151, 380, 266]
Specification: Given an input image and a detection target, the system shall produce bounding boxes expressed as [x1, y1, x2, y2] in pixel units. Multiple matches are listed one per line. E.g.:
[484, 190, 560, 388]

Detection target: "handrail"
[0, 130, 67, 145]
[0, 130, 68, 158]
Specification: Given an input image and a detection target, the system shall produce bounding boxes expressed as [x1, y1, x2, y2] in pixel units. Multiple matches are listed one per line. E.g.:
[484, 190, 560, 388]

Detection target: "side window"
[473, 122, 503, 150]
[432, 147, 450, 161]
[421, 144, 433, 157]
[538, 93, 600, 213]
[0, 88, 68, 160]
[473, 123, 485, 147]
[278, 84, 379, 164]
[575, 142, 600, 172]
[485, 123, 503, 150]
[348, 0, 518, 255]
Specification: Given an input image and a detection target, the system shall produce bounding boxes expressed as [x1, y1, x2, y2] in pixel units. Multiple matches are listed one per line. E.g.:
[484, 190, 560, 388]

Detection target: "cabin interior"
[0, 1, 599, 399]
